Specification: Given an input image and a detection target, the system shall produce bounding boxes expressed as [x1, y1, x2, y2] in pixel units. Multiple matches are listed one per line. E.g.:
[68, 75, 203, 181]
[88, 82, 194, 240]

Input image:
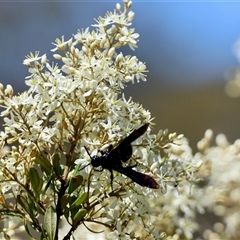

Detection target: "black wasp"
[83, 123, 159, 189]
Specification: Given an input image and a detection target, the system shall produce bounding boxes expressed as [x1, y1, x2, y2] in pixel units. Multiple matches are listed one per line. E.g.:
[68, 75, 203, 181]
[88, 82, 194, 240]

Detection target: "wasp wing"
[110, 123, 149, 163]
[115, 166, 159, 189]
[118, 123, 149, 147]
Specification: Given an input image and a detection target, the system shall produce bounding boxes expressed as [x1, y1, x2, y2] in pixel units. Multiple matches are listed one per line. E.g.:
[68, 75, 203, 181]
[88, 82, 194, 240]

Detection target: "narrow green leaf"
[69, 195, 78, 216]
[44, 205, 57, 240]
[68, 175, 83, 194]
[1, 211, 23, 218]
[24, 219, 35, 240]
[43, 167, 54, 193]
[17, 195, 37, 223]
[40, 233, 44, 240]
[67, 164, 84, 194]
[73, 163, 82, 176]
[3, 232, 10, 240]
[73, 209, 87, 228]
[29, 167, 43, 198]
[27, 194, 40, 226]
[68, 192, 88, 211]
[60, 194, 71, 211]
[17, 195, 31, 216]
[72, 235, 77, 240]
[35, 155, 52, 176]
[52, 153, 61, 177]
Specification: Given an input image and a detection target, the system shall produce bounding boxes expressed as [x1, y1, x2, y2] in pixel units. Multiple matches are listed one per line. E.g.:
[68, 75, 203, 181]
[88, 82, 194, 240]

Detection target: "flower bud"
[204, 129, 213, 140]
[107, 47, 115, 58]
[127, 1, 132, 9]
[62, 57, 72, 66]
[41, 54, 47, 64]
[116, 53, 123, 67]
[53, 54, 62, 60]
[100, 37, 107, 48]
[128, 11, 135, 22]
[5, 84, 13, 96]
[67, 38, 73, 47]
[82, 46, 88, 54]
[116, 3, 121, 11]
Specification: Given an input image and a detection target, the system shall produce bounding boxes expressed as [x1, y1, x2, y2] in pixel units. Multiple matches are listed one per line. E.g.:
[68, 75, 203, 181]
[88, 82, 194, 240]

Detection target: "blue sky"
[1, 1, 240, 89]
[2, 1, 240, 147]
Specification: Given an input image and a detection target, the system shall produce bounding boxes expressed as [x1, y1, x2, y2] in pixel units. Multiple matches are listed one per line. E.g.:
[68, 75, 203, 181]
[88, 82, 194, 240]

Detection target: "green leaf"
[24, 219, 35, 240]
[52, 153, 61, 177]
[27, 194, 40, 226]
[60, 194, 71, 212]
[0, 211, 23, 218]
[3, 232, 10, 240]
[17, 195, 38, 225]
[68, 175, 83, 194]
[29, 167, 43, 198]
[35, 155, 52, 176]
[73, 209, 87, 228]
[68, 192, 88, 211]
[17, 195, 31, 217]
[43, 168, 54, 193]
[44, 205, 57, 240]
[72, 163, 82, 176]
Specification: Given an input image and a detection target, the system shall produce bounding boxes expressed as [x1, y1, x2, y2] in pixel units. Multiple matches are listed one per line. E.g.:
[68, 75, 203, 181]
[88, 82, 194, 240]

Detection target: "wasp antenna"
[79, 163, 91, 171]
[78, 146, 92, 171]
[84, 146, 92, 159]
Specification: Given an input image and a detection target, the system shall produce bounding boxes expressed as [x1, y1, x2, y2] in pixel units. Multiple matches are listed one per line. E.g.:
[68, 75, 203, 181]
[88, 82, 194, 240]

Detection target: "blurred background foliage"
[1, 1, 240, 152]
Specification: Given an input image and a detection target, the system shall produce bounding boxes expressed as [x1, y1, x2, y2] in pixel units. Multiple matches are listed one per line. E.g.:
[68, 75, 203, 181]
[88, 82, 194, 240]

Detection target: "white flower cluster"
[195, 131, 240, 239]
[0, 1, 215, 240]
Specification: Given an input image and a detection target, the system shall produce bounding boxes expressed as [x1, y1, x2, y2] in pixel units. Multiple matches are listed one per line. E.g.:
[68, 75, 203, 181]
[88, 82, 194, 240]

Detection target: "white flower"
[119, 27, 139, 50]
[23, 51, 46, 66]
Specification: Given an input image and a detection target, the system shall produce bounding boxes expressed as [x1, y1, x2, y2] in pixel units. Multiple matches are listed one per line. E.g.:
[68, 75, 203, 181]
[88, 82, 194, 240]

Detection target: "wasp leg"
[109, 169, 114, 190]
